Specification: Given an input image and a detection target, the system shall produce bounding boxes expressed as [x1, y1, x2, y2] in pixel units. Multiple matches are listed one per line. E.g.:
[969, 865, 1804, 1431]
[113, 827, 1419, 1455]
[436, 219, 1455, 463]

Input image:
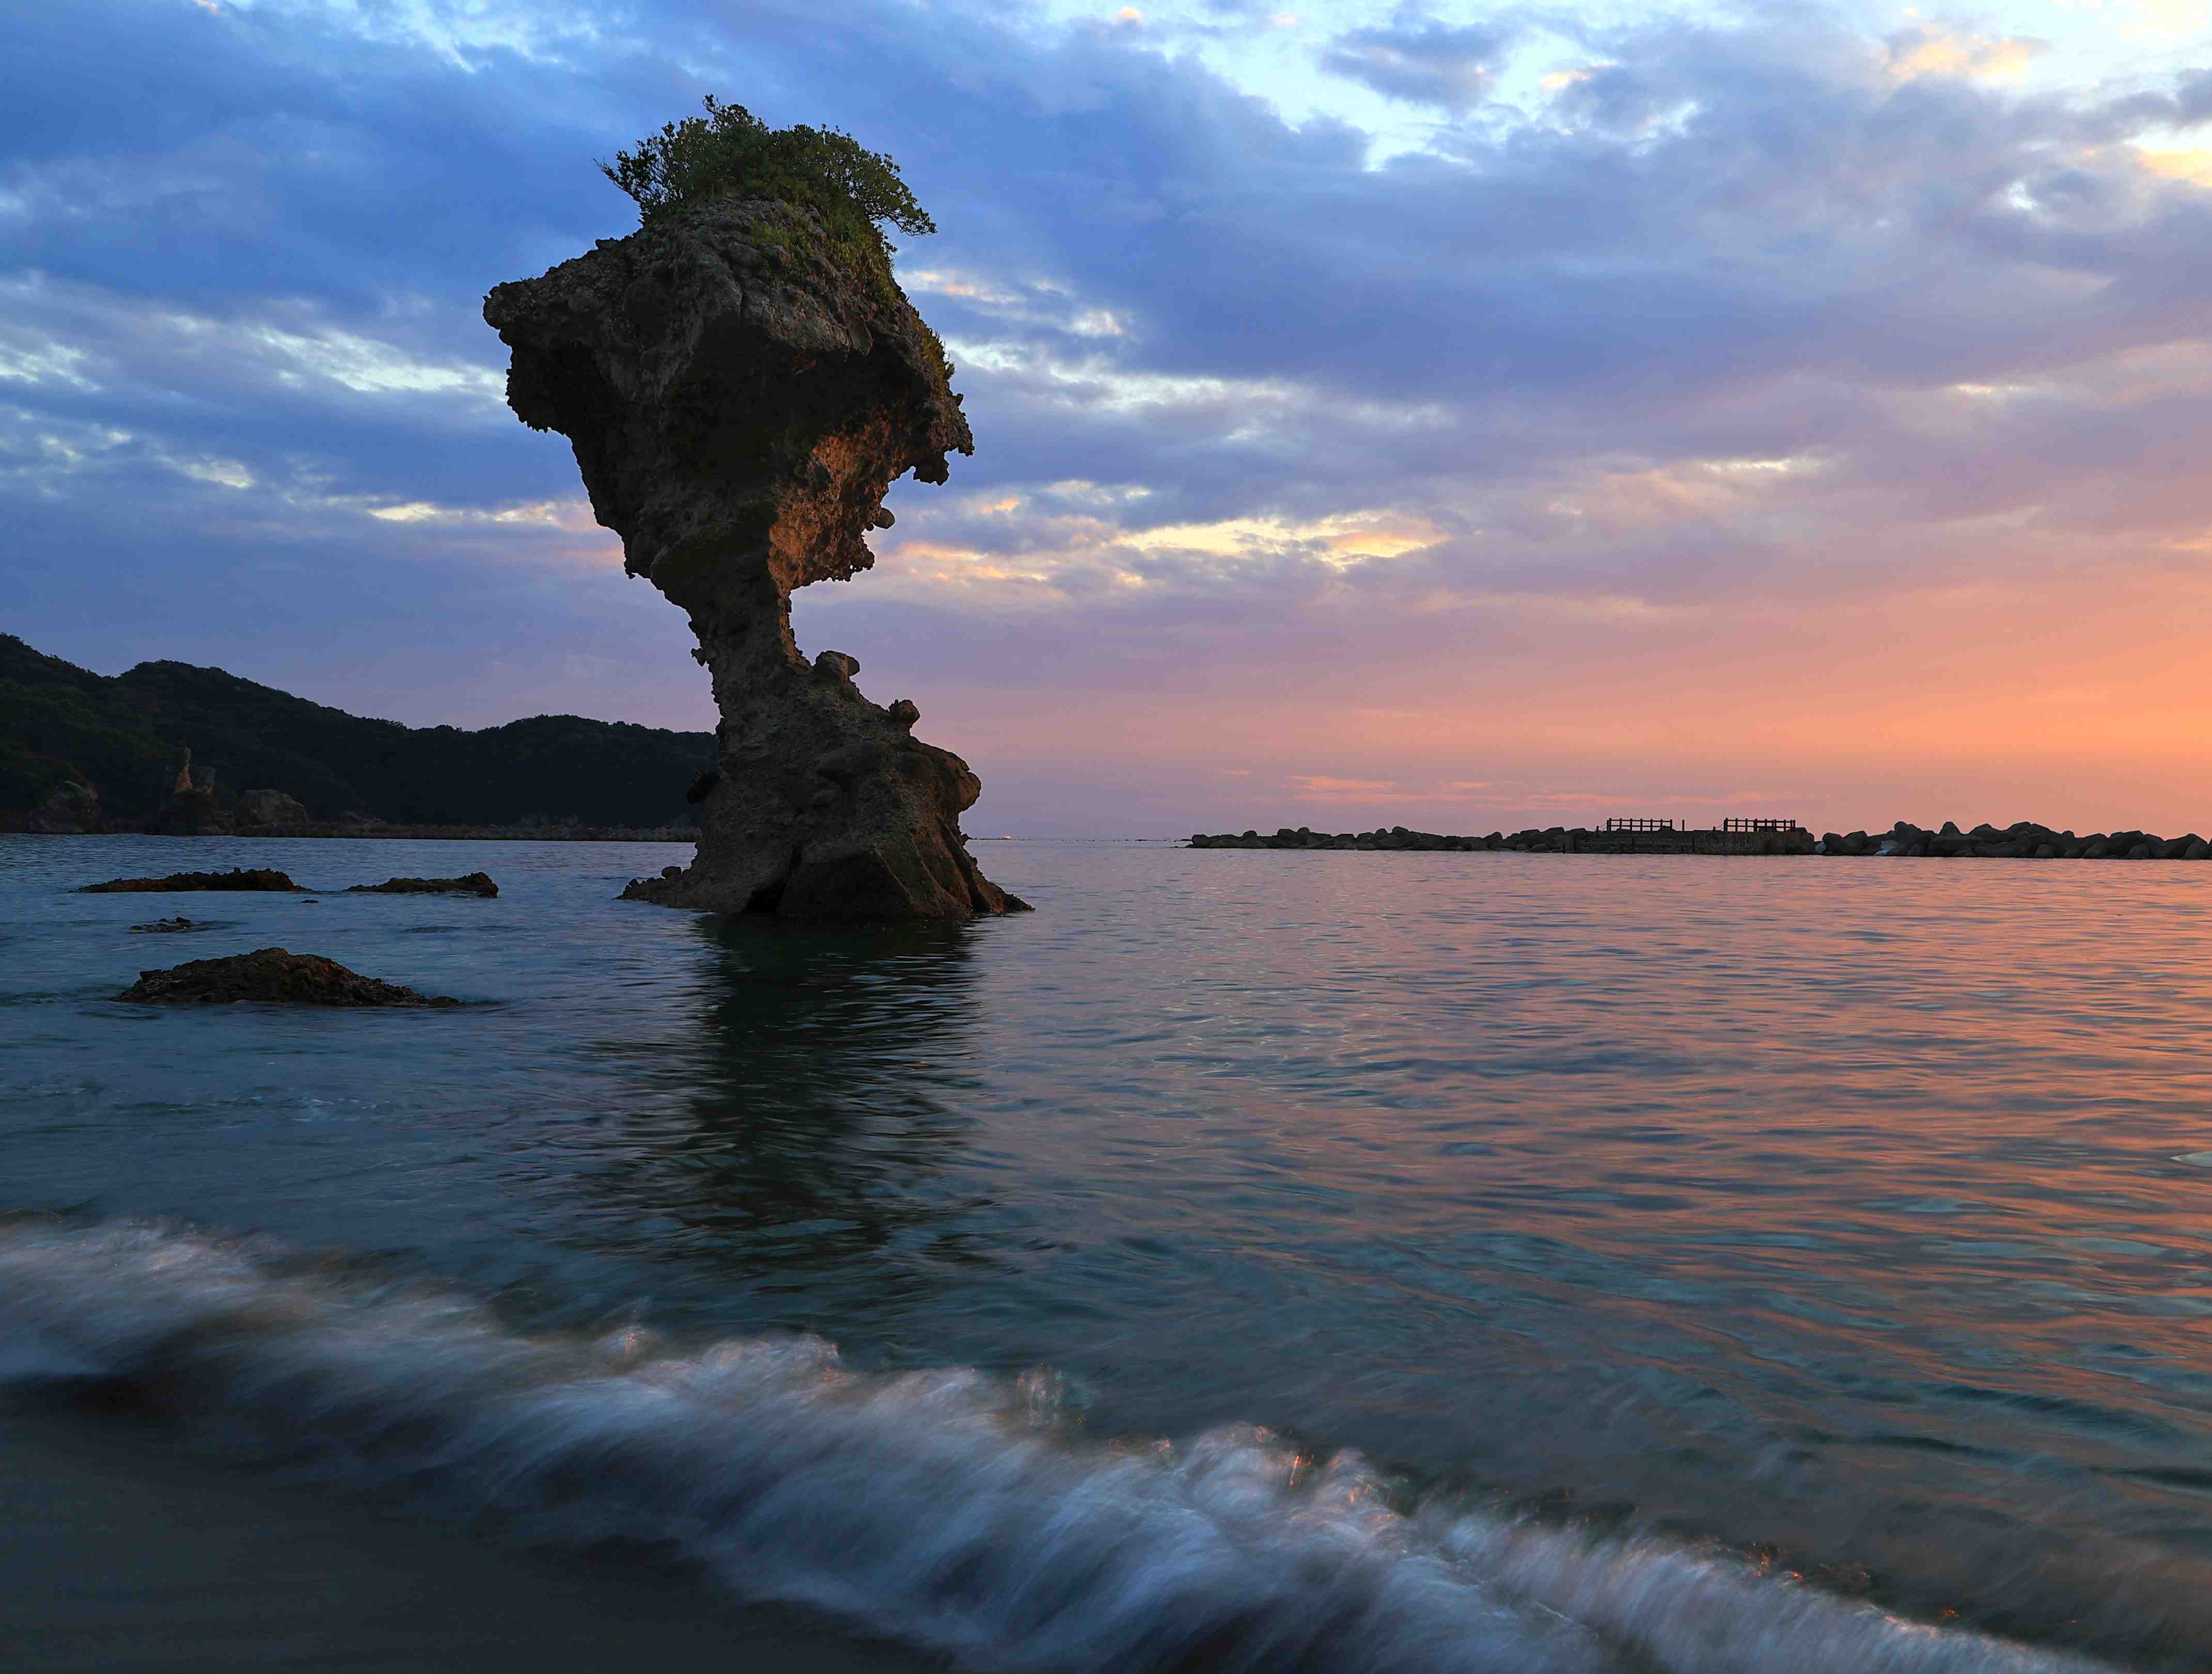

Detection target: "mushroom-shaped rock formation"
[482, 200, 1025, 921]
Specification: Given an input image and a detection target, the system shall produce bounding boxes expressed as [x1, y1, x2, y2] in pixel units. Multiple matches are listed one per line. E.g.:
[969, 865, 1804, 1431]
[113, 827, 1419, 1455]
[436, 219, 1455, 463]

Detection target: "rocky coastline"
[1191, 820, 2212, 859]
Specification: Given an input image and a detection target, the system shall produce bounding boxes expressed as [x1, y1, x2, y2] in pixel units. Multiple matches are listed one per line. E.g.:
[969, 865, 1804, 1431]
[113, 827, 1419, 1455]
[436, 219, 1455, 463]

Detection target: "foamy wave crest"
[0, 1218, 2114, 1674]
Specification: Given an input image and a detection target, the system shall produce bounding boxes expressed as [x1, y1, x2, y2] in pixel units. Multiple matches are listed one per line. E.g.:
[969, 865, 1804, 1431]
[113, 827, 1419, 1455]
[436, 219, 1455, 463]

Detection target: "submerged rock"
[115, 948, 459, 1007]
[347, 873, 499, 898]
[81, 868, 304, 894]
[129, 917, 207, 934]
[484, 199, 1024, 922]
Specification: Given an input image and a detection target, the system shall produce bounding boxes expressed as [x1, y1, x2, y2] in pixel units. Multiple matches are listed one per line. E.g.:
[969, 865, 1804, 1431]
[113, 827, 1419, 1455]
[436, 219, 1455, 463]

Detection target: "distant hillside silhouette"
[1, 634, 713, 829]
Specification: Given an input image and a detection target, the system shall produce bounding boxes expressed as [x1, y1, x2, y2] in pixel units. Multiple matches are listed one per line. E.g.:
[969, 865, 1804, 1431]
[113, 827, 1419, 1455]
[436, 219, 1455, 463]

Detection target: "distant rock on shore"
[29, 781, 99, 834]
[115, 948, 460, 1007]
[238, 788, 312, 828]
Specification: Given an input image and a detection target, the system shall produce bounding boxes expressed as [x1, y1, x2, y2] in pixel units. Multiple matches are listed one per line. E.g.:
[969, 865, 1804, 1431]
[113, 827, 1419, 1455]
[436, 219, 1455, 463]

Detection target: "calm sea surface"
[5, 834, 2212, 1672]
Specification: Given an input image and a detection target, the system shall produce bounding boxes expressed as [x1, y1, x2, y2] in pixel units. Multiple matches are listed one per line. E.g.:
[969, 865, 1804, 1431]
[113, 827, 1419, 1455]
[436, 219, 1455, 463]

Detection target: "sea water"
[4, 834, 2210, 1671]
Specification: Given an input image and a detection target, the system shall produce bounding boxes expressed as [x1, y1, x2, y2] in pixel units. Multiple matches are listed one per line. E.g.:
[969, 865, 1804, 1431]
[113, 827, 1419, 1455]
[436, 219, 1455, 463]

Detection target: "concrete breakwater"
[1189, 825, 1814, 854]
[1190, 820, 2212, 859]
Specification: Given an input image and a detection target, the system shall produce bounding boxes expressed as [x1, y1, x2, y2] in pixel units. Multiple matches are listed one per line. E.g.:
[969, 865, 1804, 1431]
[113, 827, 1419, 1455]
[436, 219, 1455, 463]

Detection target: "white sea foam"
[0, 1218, 2117, 1674]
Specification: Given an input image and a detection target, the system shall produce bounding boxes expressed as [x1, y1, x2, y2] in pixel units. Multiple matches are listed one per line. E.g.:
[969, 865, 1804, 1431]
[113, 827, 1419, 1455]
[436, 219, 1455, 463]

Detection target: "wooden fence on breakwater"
[1579, 817, 1808, 855]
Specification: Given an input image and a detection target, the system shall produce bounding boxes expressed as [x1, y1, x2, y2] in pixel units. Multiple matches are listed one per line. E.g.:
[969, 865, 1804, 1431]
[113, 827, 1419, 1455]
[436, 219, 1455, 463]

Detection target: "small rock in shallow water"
[128, 918, 201, 934]
[346, 873, 498, 898]
[80, 868, 303, 894]
[115, 948, 460, 1007]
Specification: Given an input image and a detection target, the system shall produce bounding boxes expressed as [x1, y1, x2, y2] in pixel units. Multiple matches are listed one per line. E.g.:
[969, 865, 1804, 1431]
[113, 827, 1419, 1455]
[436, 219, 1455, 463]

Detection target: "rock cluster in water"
[114, 948, 460, 1007]
[347, 873, 500, 897]
[483, 200, 1024, 923]
[80, 868, 306, 893]
[1821, 820, 2211, 859]
[82, 867, 509, 894]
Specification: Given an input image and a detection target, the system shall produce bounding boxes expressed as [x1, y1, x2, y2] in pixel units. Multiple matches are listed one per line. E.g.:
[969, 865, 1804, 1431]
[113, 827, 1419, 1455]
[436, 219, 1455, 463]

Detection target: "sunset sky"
[5, 0, 2210, 835]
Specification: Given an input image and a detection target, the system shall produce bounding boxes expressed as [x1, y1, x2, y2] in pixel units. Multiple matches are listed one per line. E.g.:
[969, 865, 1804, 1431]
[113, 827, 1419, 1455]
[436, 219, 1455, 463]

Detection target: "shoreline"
[0, 1392, 931, 1674]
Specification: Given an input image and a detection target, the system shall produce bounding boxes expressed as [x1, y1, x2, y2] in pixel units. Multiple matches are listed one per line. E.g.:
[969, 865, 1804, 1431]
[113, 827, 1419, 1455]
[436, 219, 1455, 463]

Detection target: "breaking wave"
[0, 1217, 2117, 1674]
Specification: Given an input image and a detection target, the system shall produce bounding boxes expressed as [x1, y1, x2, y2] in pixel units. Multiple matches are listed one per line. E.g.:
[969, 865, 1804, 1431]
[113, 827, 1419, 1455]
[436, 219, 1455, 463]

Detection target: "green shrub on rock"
[600, 98, 934, 268]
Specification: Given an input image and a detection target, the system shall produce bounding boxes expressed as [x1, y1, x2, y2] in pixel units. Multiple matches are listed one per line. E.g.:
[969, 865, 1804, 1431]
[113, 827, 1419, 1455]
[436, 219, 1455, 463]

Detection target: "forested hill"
[1, 633, 715, 828]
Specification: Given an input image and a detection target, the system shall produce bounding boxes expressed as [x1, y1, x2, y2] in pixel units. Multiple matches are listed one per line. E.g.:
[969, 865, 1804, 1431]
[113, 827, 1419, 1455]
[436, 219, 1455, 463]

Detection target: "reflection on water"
[583, 917, 1008, 1315]
[6, 836, 2212, 1668]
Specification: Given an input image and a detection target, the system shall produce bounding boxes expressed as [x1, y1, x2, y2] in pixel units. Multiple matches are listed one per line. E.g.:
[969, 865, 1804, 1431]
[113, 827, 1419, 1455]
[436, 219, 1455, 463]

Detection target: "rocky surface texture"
[129, 917, 211, 934]
[348, 873, 499, 897]
[80, 868, 305, 893]
[483, 199, 1024, 922]
[115, 948, 460, 1006]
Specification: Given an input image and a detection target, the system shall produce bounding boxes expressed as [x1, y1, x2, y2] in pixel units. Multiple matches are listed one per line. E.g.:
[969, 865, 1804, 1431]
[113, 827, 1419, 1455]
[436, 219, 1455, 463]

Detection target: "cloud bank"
[3, 0, 2210, 833]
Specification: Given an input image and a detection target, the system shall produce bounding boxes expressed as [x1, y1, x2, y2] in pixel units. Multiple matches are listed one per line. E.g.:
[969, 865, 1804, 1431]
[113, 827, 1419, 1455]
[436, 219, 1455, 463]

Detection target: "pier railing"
[1720, 817, 1800, 832]
[1605, 818, 1677, 832]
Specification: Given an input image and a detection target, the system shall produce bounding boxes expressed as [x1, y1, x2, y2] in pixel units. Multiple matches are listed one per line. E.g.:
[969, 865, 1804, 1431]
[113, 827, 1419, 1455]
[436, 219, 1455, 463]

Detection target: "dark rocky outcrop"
[347, 873, 499, 897]
[28, 780, 100, 833]
[115, 947, 459, 1006]
[238, 788, 311, 827]
[129, 917, 210, 934]
[483, 199, 1024, 922]
[151, 747, 235, 836]
[80, 868, 305, 894]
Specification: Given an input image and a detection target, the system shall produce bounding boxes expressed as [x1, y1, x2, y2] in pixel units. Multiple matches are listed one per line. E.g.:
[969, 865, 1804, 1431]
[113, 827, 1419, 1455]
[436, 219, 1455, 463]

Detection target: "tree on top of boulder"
[600, 98, 934, 264]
